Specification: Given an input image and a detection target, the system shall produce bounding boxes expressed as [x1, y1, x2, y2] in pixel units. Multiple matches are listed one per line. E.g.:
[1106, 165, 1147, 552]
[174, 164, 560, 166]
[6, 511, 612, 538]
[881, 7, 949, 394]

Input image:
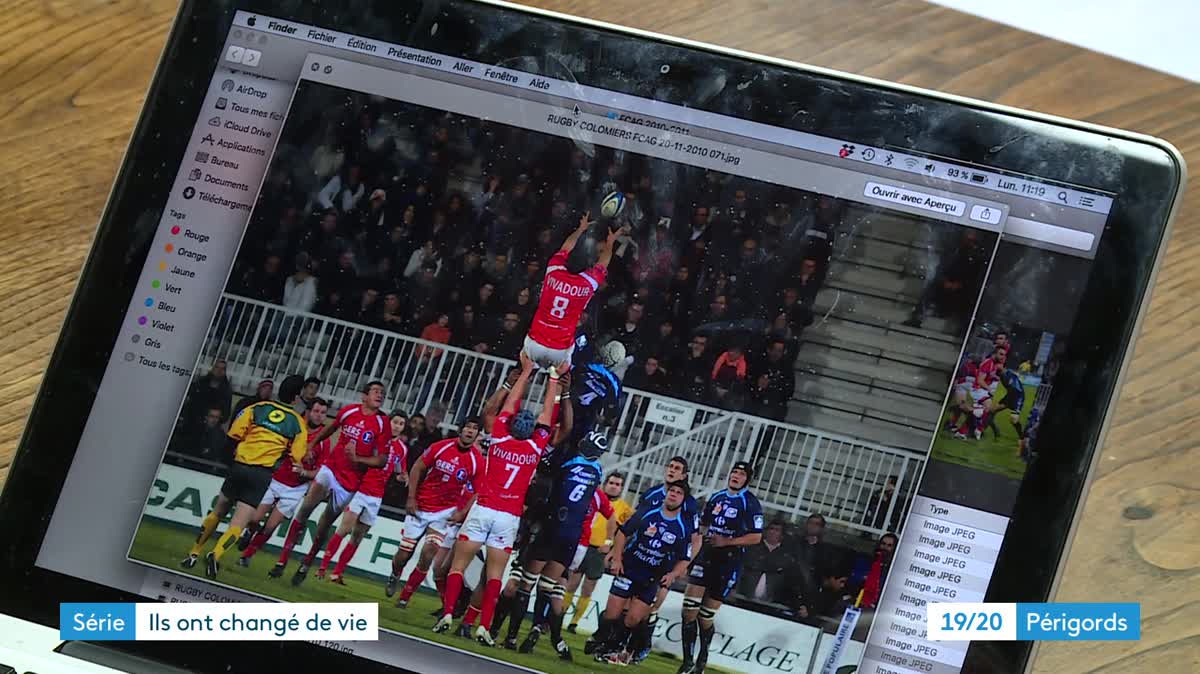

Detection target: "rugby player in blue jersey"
[988, 356, 1027, 440]
[678, 461, 764, 674]
[570, 340, 625, 442]
[614, 455, 702, 663]
[592, 480, 694, 664]
[502, 429, 616, 659]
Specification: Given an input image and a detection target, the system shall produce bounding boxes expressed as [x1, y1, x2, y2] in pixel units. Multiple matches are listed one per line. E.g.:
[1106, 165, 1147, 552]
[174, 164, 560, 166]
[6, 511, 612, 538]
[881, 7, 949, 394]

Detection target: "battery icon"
[970, 173, 987, 184]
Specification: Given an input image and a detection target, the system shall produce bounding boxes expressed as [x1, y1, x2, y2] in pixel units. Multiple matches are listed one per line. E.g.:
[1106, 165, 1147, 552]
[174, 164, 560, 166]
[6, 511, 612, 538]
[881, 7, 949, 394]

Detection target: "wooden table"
[1, 1, 1195, 670]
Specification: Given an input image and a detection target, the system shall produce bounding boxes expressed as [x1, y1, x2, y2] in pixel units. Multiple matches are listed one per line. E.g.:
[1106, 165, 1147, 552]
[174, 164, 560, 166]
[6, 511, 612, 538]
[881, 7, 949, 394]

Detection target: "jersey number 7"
[503, 463, 521, 489]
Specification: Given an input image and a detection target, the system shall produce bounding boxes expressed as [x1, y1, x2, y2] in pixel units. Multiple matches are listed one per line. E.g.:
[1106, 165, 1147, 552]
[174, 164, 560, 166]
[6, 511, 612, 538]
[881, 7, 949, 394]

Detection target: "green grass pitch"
[131, 518, 715, 674]
[929, 384, 1037, 480]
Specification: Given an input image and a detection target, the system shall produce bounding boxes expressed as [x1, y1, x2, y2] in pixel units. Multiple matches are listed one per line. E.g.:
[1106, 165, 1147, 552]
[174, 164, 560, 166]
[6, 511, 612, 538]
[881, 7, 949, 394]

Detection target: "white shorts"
[569, 544, 588, 572]
[402, 506, 457, 542]
[347, 492, 383, 526]
[523, 335, 574, 370]
[954, 383, 971, 399]
[314, 465, 354, 512]
[440, 523, 461, 549]
[970, 387, 992, 403]
[458, 504, 520, 551]
[260, 479, 307, 519]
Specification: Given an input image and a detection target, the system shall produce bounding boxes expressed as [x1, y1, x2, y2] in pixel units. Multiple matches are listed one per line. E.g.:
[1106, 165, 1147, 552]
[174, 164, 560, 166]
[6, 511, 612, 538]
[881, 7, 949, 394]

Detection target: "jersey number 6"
[568, 483, 588, 502]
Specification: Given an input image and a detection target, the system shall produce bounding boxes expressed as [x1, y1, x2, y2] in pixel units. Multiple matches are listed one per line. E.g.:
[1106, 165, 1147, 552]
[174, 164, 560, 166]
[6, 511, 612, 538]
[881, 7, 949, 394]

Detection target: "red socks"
[479, 578, 502, 631]
[399, 568, 427, 601]
[462, 605, 480, 627]
[319, 533, 344, 573]
[441, 571, 464, 618]
[333, 541, 358, 577]
[241, 532, 268, 560]
[278, 519, 305, 564]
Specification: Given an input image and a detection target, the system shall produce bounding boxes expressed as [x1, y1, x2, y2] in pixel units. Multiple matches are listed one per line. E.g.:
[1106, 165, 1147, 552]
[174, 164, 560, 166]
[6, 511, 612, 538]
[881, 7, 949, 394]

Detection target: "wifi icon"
[903, 158, 920, 170]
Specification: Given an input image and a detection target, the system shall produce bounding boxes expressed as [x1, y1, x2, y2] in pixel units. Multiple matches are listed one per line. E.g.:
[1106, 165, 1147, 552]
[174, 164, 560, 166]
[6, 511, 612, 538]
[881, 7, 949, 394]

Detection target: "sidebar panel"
[37, 67, 293, 589]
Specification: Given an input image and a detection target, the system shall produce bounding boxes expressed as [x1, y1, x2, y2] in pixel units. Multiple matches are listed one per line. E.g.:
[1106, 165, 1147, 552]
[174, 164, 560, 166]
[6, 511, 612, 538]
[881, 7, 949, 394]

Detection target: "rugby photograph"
[126, 79, 1003, 674]
[925, 241, 1089, 513]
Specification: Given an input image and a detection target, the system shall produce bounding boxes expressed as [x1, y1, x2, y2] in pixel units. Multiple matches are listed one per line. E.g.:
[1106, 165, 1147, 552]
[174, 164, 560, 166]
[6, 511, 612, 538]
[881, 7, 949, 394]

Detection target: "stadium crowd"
[224, 91, 848, 422]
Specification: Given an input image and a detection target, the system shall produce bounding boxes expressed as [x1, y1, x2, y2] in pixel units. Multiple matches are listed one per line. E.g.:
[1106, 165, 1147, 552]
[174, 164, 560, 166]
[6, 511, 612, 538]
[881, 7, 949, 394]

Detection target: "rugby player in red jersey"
[237, 398, 330, 566]
[270, 381, 391, 583]
[388, 416, 484, 603]
[436, 371, 541, 636]
[426, 479, 478, 621]
[948, 347, 1008, 439]
[976, 345, 1009, 390]
[944, 356, 980, 436]
[434, 351, 563, 645]
[475, 368, 570, 641]
[525, 212, 621, 370]
[316, 411, 408, 583]
[417, 477, 477, 614]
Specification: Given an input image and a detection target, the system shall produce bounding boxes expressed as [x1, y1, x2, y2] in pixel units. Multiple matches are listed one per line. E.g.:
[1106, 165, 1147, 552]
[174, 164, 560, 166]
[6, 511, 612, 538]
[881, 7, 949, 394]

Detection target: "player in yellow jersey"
[565, 472, 635, 633]
[181, 374, 307, 579]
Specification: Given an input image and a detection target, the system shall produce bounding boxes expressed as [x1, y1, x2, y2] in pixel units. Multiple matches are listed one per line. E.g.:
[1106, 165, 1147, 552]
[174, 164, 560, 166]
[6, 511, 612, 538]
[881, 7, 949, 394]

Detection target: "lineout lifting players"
[434, 351, 565, 645]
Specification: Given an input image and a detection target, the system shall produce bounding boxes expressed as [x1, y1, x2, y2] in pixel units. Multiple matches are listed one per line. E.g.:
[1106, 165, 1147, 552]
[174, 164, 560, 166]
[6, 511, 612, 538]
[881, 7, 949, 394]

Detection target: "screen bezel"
[0, 0, 1182, 672]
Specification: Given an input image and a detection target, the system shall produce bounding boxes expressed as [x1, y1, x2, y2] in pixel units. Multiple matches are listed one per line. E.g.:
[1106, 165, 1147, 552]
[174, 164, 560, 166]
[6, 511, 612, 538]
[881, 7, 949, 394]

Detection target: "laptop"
[0, 1, 1183, 673]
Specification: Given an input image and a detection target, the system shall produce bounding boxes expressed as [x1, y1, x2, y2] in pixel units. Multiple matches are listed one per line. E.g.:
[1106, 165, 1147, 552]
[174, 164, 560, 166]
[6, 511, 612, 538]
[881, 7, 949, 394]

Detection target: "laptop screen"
[35, 9, 1112, 674]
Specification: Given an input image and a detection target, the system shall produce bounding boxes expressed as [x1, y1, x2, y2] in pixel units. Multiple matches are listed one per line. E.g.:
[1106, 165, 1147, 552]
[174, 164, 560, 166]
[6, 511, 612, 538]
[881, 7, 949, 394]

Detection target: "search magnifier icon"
[1057, 191, 1068, 203]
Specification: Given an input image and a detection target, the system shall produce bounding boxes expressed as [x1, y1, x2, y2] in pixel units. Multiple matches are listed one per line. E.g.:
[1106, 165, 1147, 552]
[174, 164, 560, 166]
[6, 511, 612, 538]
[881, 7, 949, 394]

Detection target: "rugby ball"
[600, 191, 626, 219]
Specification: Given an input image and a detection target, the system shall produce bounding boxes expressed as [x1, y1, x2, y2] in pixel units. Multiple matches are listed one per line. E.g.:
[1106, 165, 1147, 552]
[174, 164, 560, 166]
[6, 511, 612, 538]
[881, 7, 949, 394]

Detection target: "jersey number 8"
[550, 295, 570, 319]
